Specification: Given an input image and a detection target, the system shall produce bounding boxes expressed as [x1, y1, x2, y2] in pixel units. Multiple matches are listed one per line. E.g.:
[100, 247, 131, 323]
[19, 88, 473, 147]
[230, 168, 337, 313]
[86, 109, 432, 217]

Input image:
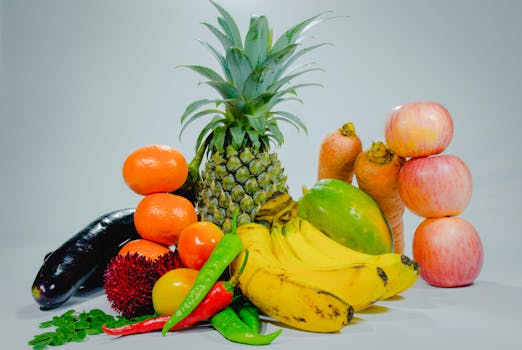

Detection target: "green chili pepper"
[161, 215, 243, 336]
[211, 306, 282, 345]
[233, 296, 260, 333]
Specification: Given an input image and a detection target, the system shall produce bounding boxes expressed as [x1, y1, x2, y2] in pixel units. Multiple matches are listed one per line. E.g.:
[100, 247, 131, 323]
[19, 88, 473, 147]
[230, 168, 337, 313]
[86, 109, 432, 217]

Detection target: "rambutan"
[103, 250, 185, 318]
[103, 253, 159, 318]
[154, 250, 184, 275]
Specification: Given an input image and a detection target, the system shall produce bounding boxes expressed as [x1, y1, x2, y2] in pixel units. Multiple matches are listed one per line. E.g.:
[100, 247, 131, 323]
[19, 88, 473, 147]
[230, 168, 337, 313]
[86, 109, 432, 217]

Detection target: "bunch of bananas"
[229, 193, 419, 333]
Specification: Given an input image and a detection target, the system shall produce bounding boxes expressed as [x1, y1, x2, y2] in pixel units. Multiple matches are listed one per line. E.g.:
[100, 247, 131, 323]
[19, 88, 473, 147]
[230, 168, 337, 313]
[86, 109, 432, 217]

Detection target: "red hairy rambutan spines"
[103, 251, 185, 318]
[154, 251, 184, 275]
[103, 253, 159, 318]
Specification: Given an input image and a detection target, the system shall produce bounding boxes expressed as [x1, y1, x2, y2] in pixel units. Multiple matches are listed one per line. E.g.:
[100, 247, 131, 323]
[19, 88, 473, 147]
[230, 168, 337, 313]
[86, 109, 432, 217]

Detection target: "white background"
[2, 0, 522, 349]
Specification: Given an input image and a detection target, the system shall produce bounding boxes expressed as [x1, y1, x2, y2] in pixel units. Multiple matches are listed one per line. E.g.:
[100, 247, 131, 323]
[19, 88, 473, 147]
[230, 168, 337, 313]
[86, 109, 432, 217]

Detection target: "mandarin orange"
[134, 193, 198, 246]
[122, 144, 188, 195]
[118, 239, 171, 261]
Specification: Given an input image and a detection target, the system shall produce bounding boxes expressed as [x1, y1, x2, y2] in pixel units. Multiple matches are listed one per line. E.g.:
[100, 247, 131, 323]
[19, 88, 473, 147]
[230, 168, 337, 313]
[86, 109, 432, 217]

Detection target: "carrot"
[317, 122, 362, 184]
[354, 141, 406, 254]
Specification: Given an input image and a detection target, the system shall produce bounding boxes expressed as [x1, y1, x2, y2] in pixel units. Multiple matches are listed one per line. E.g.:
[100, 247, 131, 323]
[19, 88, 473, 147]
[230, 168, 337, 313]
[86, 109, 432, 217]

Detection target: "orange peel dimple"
[122, 144, 188, 196]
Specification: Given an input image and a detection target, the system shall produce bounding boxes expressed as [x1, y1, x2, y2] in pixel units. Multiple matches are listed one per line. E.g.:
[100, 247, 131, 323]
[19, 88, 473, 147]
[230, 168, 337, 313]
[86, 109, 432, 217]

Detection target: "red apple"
[385, 101, 453, 158]
[413, 217, 483, 287]
[398, 154, 472, 217]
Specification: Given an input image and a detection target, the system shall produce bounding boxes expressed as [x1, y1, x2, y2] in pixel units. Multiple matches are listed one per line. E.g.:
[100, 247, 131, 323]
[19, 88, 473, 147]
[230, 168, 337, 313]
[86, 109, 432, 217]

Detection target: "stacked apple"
[385, 102, 483, 287]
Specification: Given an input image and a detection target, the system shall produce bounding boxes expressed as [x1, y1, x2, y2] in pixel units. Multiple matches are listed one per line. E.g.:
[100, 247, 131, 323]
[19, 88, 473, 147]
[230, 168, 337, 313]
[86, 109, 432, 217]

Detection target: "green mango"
[297, 178, 394, 254]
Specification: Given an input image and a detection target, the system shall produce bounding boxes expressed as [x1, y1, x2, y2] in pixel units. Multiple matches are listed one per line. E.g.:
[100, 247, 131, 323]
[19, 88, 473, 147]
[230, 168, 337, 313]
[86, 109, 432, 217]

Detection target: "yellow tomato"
[152, 268, 198, 315]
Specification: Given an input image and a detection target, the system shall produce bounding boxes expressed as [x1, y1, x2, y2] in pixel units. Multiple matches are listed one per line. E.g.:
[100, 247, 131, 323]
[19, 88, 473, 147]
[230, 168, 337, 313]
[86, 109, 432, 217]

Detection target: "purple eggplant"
[31, 208, 140, 310]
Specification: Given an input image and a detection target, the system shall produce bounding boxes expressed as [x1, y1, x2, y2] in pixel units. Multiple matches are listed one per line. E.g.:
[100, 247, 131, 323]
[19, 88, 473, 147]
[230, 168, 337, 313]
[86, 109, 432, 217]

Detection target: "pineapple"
[179, 1, 330, 232]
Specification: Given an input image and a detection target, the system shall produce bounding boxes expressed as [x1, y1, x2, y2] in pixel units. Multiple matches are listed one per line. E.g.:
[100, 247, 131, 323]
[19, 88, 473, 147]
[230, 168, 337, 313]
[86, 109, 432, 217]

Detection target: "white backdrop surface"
[2, 1, 521, 349]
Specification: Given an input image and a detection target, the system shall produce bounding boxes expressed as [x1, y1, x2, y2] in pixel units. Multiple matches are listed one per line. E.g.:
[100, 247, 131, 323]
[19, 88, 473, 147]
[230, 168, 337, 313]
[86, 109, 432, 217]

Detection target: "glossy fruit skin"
[297, 179, 393, 254]
[413, 217, 483, 287]
[177, 221, 224, 270]
[122, 144, 188, 195]
[134, 193, 198, 246]
[385, 101, 453, 158]
[31, 208, 140, 310]
[118, 239, 170, 261]
[398, 154, 472, 217]
[152, 268, 199, 315]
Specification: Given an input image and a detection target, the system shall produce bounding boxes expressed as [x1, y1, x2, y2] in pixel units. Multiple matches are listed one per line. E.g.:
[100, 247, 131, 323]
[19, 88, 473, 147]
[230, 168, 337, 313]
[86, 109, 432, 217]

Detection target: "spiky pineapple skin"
[197, 146, 288, 232]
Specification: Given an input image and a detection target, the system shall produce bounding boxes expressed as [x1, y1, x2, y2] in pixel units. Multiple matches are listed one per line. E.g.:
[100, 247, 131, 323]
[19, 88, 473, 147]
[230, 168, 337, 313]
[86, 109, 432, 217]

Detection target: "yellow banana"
[271, 221, 388, 311]
[368, 254, 419, 299]
[250, 192, 418, 301]
[229, 222, 354, 333]
[281, 216, 341, 266]
[296, 217, 419, 299]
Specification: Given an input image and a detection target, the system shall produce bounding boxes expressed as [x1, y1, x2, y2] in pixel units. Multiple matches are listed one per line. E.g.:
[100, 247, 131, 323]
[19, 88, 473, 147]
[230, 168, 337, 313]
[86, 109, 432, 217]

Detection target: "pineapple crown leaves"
[179, 1, 334, 156]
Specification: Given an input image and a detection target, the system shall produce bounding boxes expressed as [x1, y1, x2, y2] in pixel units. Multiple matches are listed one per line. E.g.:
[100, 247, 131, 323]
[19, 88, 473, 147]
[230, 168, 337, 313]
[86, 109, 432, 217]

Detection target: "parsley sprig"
[28, 309, 155, 349]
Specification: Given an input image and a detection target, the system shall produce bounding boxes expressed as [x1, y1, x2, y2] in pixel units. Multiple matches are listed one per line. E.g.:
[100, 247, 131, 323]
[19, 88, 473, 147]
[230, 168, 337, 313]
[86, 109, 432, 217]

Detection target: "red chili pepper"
[102, 250, 249, 337]
[102, 280, 234, 336]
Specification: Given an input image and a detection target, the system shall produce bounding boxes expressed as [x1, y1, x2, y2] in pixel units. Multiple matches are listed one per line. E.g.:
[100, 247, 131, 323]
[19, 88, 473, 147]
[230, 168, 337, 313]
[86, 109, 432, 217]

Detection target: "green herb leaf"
[72, 329, 86, 342]
[38, 320, 54, 328]
[28, 309, 157, 350]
